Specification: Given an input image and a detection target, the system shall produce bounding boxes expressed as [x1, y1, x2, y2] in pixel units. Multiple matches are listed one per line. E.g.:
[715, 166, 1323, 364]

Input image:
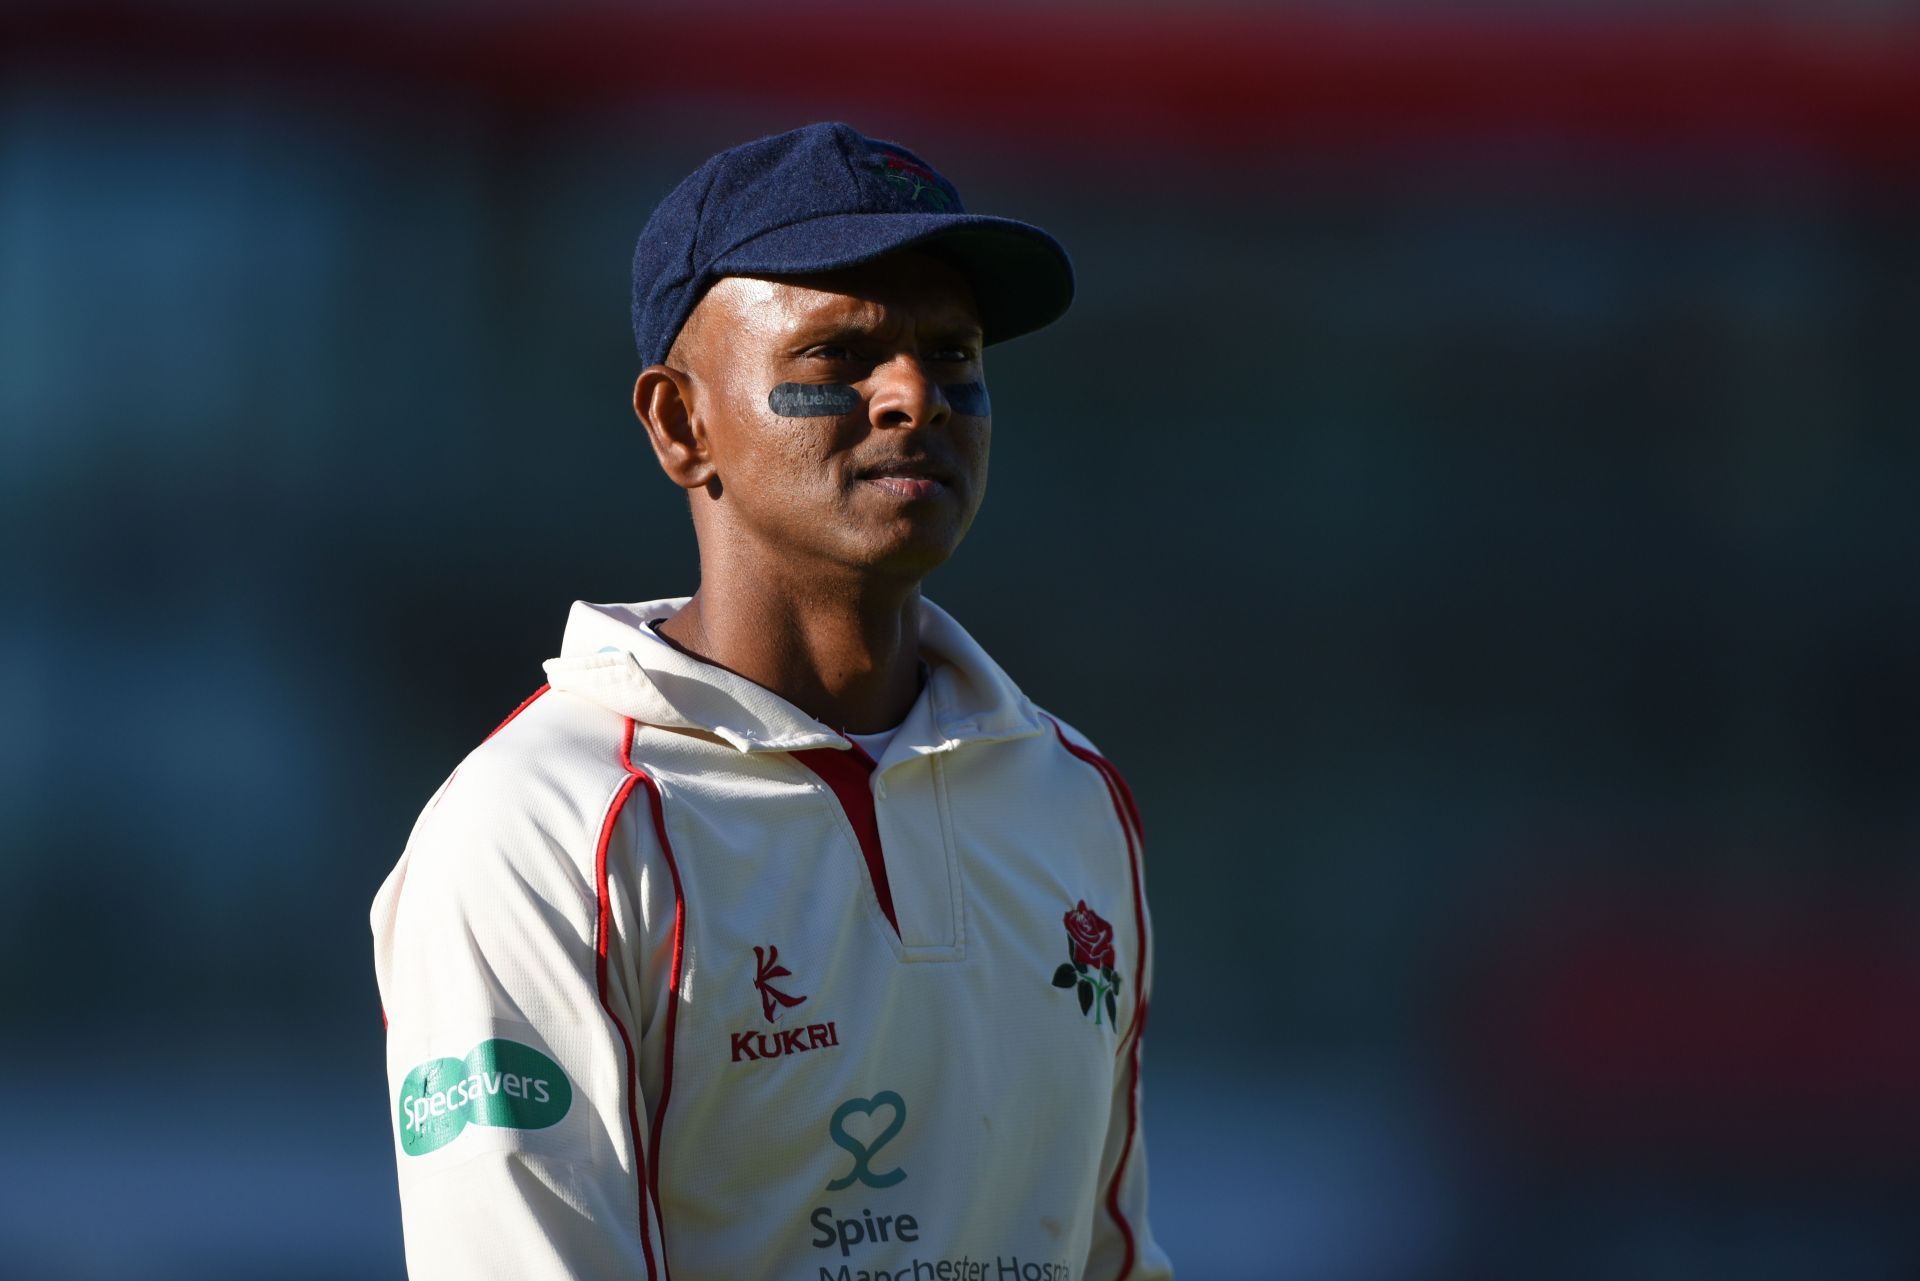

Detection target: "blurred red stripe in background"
[1462, 892, 1920, 1160]
[6, 4, 1918, 173]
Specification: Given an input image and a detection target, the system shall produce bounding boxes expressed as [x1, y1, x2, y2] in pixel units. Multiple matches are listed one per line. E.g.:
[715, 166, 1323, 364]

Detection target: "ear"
[634, 366, 715, 491]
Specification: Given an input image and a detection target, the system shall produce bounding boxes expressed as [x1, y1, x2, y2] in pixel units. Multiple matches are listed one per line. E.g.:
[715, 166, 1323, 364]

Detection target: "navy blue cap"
[631, 122, 1075, 368]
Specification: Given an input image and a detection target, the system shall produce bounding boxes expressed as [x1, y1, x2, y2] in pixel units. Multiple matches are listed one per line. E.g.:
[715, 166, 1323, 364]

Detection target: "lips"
[855, 457, 956, 498]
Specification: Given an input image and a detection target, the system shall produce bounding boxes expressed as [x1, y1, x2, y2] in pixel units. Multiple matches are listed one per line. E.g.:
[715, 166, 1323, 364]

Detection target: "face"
[644, 251, 991, 583]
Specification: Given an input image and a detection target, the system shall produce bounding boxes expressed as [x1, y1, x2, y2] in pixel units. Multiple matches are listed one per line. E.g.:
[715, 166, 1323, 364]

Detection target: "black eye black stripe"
[768, 383, 861, 417]
[942, 382, 990, 417]
[767, 383, 992, 418]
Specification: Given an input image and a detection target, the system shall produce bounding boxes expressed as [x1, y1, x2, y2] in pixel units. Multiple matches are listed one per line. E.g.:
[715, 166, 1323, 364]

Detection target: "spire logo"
[825, 1090, 907, 1190]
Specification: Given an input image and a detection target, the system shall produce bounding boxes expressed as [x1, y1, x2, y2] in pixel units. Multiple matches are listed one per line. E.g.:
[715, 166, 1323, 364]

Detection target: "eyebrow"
[933, 321, 986, 344]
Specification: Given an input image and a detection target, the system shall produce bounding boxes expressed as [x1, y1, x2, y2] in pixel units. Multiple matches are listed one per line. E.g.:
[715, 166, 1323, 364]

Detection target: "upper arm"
[1046, 714, 1173, 1280]
[371, 732, 667, 1280]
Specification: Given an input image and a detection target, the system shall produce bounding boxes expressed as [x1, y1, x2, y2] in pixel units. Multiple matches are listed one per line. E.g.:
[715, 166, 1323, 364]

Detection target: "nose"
[865, 355, 951, 432]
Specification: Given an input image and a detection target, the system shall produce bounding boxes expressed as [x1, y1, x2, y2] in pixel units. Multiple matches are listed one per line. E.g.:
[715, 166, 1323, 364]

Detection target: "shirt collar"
[542, 595, 1047, 756]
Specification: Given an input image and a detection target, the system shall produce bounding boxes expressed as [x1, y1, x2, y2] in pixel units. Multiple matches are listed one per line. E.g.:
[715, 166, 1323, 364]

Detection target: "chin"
[866, 543, 960, 581]
[852, 525, 967, 580]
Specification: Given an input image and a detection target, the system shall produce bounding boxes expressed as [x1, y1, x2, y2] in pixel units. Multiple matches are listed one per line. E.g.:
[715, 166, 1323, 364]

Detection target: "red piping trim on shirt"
[485, 682, 550, 740]
[1048, 717, 1148, 1281]
[433, 683, 553, 810]
[792, 744, 902, 938]
[637, 755, 685, 1275]
[594, 716, 661, 1281]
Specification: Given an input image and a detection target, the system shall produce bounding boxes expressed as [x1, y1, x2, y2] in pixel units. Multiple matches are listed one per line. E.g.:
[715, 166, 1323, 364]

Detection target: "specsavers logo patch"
[397, 1038, 572, 1156]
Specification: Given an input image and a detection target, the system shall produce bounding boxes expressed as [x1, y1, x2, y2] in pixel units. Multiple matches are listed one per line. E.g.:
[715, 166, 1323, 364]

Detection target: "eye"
[806, 343, 859, 362]
[930, 344, 980, 365]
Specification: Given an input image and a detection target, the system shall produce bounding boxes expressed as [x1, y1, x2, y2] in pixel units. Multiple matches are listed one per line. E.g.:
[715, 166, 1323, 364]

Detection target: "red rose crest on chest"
[1051, 900, 1123, 1028]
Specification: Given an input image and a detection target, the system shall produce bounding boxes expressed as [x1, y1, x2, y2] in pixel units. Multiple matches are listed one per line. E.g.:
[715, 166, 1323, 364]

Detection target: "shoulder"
[1028, 707, 1145, 841]
[1037, 708, 1106, 761]
[403, 684, 641, 890]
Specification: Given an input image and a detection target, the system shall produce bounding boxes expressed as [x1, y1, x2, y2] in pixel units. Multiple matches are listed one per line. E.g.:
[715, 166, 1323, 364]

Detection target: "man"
[372, 122, 1172, 1281]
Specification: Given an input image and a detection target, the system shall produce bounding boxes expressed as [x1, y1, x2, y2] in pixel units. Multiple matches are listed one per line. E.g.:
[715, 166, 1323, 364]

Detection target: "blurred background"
[4, 2, 1917, 1278]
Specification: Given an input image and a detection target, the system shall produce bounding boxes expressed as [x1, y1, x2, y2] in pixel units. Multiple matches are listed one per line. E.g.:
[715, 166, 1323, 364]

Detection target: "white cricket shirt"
[371, 596, 1171, 1281]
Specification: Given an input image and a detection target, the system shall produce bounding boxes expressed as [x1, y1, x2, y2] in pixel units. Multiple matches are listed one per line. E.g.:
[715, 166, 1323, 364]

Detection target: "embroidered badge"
[865, 152, 954, 210]
[753, 944, 807, 1022]
[1050, 900, 1123, 1028]
[731, 945, 839, 1064]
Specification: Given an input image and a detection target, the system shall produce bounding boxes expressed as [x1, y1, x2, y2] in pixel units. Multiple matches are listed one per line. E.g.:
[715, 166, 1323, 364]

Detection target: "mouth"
[855, 457, 955, 500]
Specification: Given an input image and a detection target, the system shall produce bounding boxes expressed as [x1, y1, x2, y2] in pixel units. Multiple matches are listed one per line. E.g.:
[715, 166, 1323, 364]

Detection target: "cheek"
[713, 408, 854, 498]
[962, 421, 991, 486]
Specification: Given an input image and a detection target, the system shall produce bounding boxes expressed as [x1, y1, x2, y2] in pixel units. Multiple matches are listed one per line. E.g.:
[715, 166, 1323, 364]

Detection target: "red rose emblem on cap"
[1063, 900, 1116, 970]
[1051, 899, 1123, 1029]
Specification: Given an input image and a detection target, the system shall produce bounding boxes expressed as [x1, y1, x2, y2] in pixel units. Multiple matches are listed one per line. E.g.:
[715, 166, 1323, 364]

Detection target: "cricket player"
[372, 122, 1173, 1281]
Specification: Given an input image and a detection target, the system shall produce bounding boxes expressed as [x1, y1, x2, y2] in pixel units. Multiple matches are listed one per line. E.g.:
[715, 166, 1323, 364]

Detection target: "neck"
[657, 560, 925, 735]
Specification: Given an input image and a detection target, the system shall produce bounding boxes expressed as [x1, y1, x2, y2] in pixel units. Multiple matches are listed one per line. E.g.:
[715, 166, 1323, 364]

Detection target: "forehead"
[707, 251, 982, 336]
